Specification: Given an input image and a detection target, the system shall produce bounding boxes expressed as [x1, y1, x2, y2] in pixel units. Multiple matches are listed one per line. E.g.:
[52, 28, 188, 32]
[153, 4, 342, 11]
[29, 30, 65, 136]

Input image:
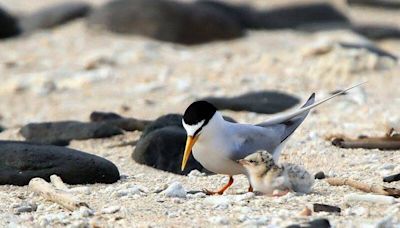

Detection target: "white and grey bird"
[238, 150, 314, 196]
[181, 82, 365, 195]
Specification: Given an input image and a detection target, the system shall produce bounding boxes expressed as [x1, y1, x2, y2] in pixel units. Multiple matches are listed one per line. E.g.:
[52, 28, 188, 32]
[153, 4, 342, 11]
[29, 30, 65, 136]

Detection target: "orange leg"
[203, 176, 234, 195]
[248, 185, 253, 192]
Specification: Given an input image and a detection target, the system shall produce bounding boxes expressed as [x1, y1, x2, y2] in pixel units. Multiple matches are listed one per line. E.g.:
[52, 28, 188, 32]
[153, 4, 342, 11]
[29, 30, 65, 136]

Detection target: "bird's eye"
[249, 160, 255, 163]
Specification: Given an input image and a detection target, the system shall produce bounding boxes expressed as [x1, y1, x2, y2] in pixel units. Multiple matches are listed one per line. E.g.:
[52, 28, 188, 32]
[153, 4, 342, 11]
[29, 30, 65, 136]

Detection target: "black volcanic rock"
[133, 126, 206, 175]
[204, 91, 300, 114]
[0, 140, 120, 186]
[20, 121, 123, 146]
[87, 0, 244, 44]
[0, 6, 21, 39]
[19, 1, 91, 32]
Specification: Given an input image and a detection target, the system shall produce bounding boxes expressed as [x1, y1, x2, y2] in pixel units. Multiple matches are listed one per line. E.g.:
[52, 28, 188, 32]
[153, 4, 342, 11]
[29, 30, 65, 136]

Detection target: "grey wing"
[257, 93, 315, 143]
[228, 124, 286, 160]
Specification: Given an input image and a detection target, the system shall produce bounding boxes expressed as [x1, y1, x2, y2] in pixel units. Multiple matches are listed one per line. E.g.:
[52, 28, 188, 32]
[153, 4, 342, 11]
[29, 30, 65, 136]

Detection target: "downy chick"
[238, 150, 314, 196]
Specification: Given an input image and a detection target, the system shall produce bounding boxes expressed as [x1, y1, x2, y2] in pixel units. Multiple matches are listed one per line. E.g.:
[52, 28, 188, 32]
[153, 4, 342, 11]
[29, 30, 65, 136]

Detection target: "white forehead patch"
[182, 119, 205, 136]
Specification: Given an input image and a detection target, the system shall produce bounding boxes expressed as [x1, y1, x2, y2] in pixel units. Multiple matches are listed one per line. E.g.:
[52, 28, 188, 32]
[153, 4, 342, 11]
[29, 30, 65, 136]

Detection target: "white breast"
[192, 141, 245, 175]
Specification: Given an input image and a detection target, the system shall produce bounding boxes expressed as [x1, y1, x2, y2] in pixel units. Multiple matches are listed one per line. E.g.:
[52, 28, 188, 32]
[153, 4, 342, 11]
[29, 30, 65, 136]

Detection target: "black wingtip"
[301, 93, 316, 108]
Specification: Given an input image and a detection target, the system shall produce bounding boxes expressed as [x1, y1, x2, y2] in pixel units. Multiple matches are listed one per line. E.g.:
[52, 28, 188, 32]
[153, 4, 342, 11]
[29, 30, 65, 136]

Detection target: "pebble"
[161, 182, 187, 198]
[209, 216, 229, 225]
[72, 207, 94, 218]
[204, 196, 231, 209]
[14, 203, 37, 214]
[187, 170, 206, 178]
[113, 185, 146, 197]
[344, 206, 368, 216]
[314, 171, 326, 179]
[242, 216, 270, 226]
[101, 206, 120, 214]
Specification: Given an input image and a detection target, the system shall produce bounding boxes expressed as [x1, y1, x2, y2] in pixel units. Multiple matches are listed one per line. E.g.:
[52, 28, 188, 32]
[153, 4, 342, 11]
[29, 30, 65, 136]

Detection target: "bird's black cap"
[183, 100, 217, 125]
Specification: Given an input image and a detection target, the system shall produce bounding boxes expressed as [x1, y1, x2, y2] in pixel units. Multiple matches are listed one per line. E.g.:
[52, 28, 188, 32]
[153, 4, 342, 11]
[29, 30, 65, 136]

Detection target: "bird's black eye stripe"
[194, 124, 204, 136]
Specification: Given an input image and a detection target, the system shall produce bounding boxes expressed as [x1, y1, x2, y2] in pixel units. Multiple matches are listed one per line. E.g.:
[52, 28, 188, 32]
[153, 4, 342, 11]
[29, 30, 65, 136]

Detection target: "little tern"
[181, 82, 365, 195]
[238, 150, 314, 196]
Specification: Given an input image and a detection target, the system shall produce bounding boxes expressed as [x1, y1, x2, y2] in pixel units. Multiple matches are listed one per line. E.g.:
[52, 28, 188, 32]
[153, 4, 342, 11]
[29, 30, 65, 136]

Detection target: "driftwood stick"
[345, 193, 397, 204]
[326, 177, 400, 198]
[29, 178, 89, 211]
[50, 175, 69, 191]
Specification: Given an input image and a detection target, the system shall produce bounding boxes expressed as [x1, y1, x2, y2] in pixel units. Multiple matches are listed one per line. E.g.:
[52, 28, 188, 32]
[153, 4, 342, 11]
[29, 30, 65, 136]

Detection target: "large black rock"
[0, 140, 120, 186]
[133, 114, 205, 175]
[0, 6, 21, 39]
[20, 121, 123, 146]
[204, 91, 300, 114]
[133, 126, 205, 175]
[19, 2, 92, 32]
[87, 0, 244, 44]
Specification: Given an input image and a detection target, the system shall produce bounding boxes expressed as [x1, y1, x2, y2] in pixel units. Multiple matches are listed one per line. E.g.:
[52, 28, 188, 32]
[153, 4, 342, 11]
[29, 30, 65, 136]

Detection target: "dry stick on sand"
[329, 128, 400, 150]
[326, 177, 400, 198]
[29, 177, 90, 211]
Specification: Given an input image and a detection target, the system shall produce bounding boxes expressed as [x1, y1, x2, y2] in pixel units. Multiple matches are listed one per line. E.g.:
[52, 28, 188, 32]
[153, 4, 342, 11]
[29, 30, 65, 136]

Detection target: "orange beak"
[181, 135, 199, 171]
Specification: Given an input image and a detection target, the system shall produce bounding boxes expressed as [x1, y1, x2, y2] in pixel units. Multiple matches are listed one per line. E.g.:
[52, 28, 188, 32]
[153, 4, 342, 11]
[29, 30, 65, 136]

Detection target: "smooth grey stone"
[0, 140, 120, 186]
[0, 6, 21, 39]
[20, 1, 92, 32]
[20, 121, 123, 146]
[87, 0, 243, 44]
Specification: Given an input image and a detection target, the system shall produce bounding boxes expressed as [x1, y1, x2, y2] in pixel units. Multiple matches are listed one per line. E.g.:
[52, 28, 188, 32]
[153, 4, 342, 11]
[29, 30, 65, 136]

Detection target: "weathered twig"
[329, 130, 400, 150]
[29, 178, 89, 211]
[326, 177, 400, 198]
[383, 173, 400, 183]
[50, 175, 69, 191]
[345, 193, 397, 204]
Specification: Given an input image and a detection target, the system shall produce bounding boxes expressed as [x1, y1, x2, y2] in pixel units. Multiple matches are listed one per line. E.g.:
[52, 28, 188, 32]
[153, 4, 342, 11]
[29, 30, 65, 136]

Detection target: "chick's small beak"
[237, 159, 248, 166]
[181, 135, 199, 171]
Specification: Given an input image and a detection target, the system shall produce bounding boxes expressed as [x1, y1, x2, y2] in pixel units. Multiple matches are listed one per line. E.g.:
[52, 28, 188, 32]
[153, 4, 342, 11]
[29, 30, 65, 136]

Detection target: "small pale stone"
[209, 216, 229, 225]
[161, 182, 187, 198]
[101, 206, 120, 214]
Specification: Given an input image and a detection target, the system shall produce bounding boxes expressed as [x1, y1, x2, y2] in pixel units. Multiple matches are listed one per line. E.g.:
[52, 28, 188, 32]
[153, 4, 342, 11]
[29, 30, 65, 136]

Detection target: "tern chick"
[238, 150, 314, 196]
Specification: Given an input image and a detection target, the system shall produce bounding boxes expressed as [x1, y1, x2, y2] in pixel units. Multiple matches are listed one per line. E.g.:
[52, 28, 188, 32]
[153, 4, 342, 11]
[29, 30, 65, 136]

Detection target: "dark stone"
[339, 42, 398, 60]
[0, 124, 5, 133]
[313, 203, 341, 213]
[254, 3, 349, 29]
[0, 140, 120, 186]
[353, 24, 400, 40]
[203, 91, 300, 114]
[20, 121, 123, 146]
[133, 126, 206, 175]
[308, 219, 331, 228]
[0, 6, 21, 39]
[383, 173, 400, 183]
[19, 2, 92, 32]
[140, 114, 183, 139]
[347, 0, 400, 9]
[287, 218, 331, 228]
[87, 0, 244, 44]
[314, 171, 326, 180]
[90, 111, 123, 122]
[89, 111, 151, 132]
